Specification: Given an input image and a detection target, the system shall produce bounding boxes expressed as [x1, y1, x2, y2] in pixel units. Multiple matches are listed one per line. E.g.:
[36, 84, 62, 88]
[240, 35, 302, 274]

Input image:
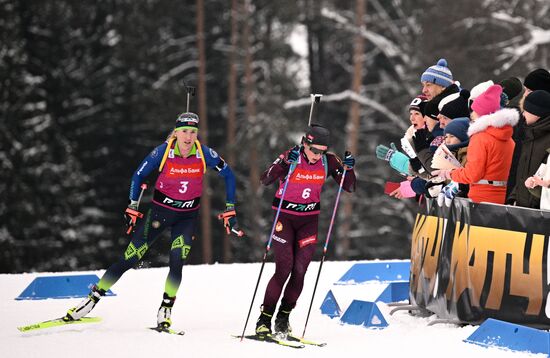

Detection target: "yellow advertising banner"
[410, 198, 550, 325]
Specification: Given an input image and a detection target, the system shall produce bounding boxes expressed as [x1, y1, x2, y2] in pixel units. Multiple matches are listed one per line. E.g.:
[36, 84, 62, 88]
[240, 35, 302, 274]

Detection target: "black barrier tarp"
[410, 198, 550, 326]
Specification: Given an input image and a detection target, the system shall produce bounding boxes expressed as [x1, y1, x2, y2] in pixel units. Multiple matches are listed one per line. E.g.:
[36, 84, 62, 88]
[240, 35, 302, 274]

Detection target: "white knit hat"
[469, 80, 494, 102]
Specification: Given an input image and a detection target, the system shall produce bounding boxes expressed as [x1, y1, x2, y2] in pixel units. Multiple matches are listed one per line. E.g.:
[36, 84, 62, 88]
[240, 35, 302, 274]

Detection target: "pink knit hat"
[471, 85, 503, 116]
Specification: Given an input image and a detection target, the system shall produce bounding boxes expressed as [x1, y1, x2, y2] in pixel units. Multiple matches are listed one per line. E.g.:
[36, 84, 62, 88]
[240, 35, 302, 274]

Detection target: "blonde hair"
[166, 129, 176, 141]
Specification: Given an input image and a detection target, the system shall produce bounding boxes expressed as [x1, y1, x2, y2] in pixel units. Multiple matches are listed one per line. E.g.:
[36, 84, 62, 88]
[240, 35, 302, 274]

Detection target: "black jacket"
[508, 113, 550, 208]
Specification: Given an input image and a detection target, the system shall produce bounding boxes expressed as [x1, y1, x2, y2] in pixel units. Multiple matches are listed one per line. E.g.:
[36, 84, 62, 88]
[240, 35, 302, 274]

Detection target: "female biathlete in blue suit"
[64, 112, 243, 329]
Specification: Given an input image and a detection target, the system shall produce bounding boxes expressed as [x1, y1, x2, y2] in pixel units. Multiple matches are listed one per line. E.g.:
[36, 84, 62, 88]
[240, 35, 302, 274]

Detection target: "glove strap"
[384, 149, 394, 161]
[217, 209, 236, 220]
[128, 200, 139, 210]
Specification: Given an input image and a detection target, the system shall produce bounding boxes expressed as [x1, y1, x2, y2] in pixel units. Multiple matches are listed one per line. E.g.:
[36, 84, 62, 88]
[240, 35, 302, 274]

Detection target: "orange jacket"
[451, 108, 519, 204]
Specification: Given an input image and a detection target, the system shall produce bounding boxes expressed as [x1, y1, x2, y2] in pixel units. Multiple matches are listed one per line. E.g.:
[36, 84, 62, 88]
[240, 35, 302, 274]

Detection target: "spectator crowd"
[375, 59, 550, 211]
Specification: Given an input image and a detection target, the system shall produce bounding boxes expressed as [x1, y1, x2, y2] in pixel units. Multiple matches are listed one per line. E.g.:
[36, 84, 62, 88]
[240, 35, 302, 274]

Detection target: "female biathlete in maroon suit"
[64, 112, 242, 330]
[255, 125, 356, 336]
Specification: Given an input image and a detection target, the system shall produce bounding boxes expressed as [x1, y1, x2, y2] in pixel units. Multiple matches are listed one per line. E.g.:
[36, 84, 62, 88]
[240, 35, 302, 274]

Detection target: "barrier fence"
[410, 198, 550, 326]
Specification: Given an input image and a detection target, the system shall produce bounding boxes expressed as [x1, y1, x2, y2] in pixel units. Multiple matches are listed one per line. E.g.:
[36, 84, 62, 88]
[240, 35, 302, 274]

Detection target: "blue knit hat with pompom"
[421, 58, 453, 88]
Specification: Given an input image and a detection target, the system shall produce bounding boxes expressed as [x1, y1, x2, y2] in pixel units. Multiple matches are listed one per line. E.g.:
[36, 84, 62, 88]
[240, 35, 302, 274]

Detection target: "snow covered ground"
[1, 261, 542, 358]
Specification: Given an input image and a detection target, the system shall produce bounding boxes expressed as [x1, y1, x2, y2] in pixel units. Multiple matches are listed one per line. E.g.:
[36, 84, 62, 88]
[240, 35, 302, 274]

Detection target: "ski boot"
[274, 301, 293, 339]
[255, 306, 274, 337]
[157, 293, 176, 329]
[65, 284, 106, 321]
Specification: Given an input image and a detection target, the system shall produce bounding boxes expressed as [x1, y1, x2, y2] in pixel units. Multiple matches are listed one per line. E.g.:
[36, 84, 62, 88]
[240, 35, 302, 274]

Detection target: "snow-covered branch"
[152, 61, 199, 89]
[321, 8, 409, 63]
[284, 90, 407, 130]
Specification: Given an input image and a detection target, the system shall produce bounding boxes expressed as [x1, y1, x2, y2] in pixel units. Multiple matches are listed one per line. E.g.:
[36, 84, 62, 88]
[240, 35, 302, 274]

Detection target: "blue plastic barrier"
[336, 261, 410, 284]
[464, 318, 550, 355]
[340, 300, 388, 328]
[320, 290, 342, 318]
[16, 274, 116, 300]
[376, 281, 409, 303]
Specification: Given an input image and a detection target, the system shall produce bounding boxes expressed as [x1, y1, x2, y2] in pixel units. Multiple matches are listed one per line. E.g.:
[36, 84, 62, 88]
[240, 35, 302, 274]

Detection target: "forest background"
[1, 0, 549, 272]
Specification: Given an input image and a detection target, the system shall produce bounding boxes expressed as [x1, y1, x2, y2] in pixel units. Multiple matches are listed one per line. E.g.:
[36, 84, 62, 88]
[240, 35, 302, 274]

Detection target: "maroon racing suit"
[259, 147, 356, 313]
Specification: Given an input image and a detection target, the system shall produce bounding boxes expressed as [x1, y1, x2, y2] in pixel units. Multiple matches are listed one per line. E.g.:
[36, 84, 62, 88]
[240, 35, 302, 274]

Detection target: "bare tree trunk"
[224, 0, 240, 263]
[242, 0, 261, 253]
[337, 0, 365, 259]
[196, 0, 212, 264]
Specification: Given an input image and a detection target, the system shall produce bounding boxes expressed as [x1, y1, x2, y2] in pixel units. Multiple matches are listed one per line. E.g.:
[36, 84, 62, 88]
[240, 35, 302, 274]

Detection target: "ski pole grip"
[344, 151, 351, 170]
[313, 94, 323, 103]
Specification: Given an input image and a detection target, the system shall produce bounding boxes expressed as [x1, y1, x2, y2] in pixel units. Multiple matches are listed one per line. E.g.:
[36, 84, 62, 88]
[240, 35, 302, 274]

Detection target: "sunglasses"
[308, 145, 327, 155]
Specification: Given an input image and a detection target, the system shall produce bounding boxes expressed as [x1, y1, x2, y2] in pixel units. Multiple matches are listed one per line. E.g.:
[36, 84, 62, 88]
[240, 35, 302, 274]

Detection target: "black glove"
[217, 203, 244, 237]
[412, 129, 432, 152]
[424, 181, 444, 199]
[409, 157, 423, 172]
[285, 145, 300, 164]
[343, 151, 355, 170]
[124, 200, 143, 234]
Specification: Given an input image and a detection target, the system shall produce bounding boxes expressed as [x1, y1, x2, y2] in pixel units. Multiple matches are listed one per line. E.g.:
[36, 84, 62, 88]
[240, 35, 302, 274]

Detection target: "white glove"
[400, 137, 417, 159]
[437, 181, 460, 207]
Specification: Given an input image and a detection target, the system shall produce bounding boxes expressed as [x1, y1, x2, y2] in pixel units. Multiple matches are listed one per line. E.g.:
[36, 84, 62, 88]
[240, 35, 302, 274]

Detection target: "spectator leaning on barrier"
[412, 83, 459, 175]
[407, 95, 428, 133]
[444, 117, 470, 166]
[375, 95, 429, 177]
[524, 148, 550, 210]
[506, 69, 550, 202]
[499, 76, 524, 109]
[520, 69, 550, 111]
[511, 90, 550, 208]
[417, 117, 472, 202]
[420, 58, 454, 101]
[386, 96, 430, 200]
[440, 117, 471, 202]
[377, 59, 459, 194]
[433, 85, 518, 204]
[501, 76, 526, 200]
[437, 89, 471, 129]
[403, 95, 429, 176]
[469, 80, 494, 110]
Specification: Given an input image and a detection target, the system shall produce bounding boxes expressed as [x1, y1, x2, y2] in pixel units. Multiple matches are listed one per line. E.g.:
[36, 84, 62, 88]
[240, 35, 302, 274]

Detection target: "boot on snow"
[255, 306, 274, 336]
[157, 293, 176, 328]
[65, 284, 106, 321]
[274, 301, 293, 338]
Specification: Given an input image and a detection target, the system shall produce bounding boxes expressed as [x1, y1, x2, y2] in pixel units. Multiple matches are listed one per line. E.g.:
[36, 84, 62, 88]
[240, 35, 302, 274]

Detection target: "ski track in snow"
[0, 261, 541, 358]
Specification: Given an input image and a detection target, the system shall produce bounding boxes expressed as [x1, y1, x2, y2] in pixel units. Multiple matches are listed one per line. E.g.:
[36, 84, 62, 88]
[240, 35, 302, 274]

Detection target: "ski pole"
[186, 85, 196, 112]
[137, 183, 147, 206]
[126, 183, 148, 235]
[301, 157, 349, 338]
[239, 162, 297, 341]
[308, 94, 323, 127]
